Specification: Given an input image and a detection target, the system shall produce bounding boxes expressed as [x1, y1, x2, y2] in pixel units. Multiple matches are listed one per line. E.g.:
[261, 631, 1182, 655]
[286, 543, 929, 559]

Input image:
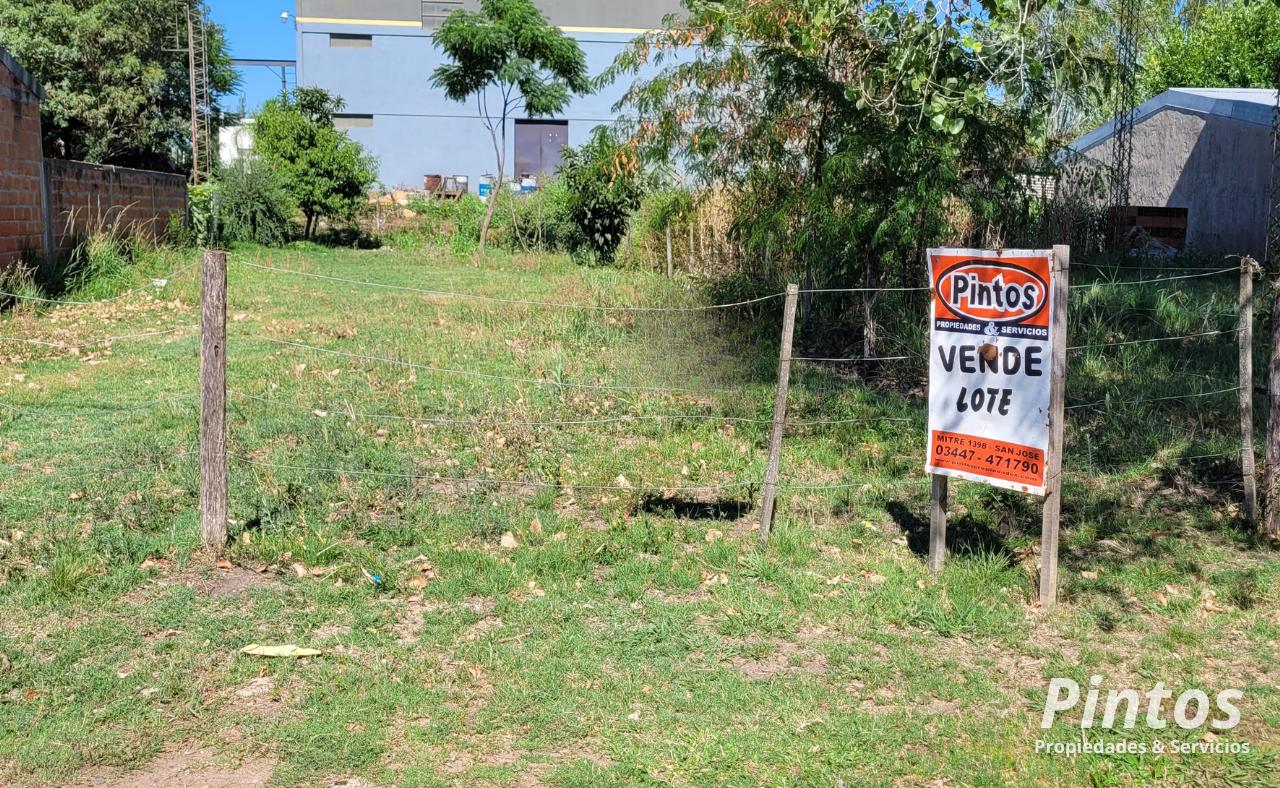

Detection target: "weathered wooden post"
[665, 224, 674, 277]
[1039, 245, 1070, 608]
[1267, 281, 1280, 541]
[200, 249, 229, 552]
[759, 283, 800, 543]
[928, 475, 948, 573]
[1239, 256, 1258, 527]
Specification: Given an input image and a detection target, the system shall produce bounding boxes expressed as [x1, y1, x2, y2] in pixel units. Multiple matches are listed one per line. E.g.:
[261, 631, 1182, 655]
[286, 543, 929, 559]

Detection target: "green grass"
[0, 243, 1276, 785]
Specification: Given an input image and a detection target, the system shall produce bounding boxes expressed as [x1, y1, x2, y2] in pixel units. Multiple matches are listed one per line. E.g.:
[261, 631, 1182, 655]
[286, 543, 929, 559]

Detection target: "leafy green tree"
[1142, 0, 1280, 98]
[559, 128, 645, 263]
[609, 1, 1077, 344]
[0, 0, 237, 172]
[253, 88, 378, 239]
[431, 0, 591, 251]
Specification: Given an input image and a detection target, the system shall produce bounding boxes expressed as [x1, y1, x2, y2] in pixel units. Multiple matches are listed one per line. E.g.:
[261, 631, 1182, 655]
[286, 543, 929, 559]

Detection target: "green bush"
[217, 157, 296, 246]
[405, 194, 488, 254]
[188, 183, 218, 248]
[560, 128, 645, 263]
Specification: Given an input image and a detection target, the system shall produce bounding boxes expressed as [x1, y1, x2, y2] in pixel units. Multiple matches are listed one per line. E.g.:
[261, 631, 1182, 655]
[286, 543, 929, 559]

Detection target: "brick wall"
[0, 49, 47, 270]
[1, 47, 188, 271]
[44, 159, 188, 253]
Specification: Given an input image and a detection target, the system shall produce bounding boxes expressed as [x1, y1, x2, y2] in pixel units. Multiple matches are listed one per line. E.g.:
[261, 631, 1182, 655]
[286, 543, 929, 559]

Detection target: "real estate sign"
[925, 248, 1060, 495]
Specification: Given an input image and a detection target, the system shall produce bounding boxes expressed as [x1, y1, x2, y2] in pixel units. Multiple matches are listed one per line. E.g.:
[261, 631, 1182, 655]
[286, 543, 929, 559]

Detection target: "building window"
[329, 34, 373, 48]
[422, 1, 464, 29]
[334, 114, 374, 129]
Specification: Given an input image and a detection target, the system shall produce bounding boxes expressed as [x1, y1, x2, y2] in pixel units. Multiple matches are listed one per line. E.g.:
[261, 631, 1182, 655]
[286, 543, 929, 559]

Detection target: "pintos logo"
[937, 261, 1048, 325]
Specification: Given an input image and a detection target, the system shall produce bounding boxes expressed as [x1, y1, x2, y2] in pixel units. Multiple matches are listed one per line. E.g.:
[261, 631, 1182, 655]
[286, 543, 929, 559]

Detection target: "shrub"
[406, 194, 488, 254]
[217, 157, 296, 246]
[560, 127, 644, 263]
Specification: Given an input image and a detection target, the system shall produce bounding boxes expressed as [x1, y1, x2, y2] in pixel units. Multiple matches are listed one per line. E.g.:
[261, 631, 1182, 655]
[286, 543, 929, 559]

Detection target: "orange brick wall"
[1, 50, 188, 271]
[0, 55, 46, 270]
[44, 159, 187, 253]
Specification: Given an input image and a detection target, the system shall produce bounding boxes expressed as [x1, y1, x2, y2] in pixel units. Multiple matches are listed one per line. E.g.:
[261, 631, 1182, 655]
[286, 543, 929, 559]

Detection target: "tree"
[605, 1, 1087, 354]
[253, 88, 378, 239]
[431, 0, 591, 252]
[1142, 0, 1280, 98]
[0, 0, 237, 172]
[559, 128, 645, 263]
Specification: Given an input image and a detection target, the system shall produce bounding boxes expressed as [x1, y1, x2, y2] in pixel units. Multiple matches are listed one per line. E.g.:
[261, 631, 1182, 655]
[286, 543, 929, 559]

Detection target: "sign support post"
[1038, 245, 1070, 608]
[928, 474, 947, 573]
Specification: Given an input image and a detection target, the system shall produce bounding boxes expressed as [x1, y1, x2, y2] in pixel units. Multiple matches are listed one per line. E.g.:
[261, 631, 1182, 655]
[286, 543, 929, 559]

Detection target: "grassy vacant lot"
[0, 242, 1276, 786]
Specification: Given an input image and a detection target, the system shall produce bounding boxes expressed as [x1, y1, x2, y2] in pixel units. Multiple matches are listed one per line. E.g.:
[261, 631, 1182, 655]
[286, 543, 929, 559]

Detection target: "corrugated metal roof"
[1070, 88, 1278, 154]
[0, 46, 46, 101]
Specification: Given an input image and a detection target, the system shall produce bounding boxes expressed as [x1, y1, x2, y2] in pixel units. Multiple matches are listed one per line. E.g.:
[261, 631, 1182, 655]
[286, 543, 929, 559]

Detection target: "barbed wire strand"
[1068, 267, 1235, 289]
[233, 389, 914, 429]
[258, 337, 719, 395]
[0, 259, 200, 306]
[236, 260, 784, 312]
[1066, 385, 1242, 411]
[1068, 328, 1235, 352]
[233, 454, 758, 493]
[0, 393, 196, 419]
[0, 326, 192, 351]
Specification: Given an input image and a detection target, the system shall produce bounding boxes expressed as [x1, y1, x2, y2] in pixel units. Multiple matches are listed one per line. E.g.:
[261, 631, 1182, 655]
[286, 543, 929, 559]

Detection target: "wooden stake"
[1039, 245, 1070, 608]
[928, 474, 948, 573]
[759, 283, 800, 543]
[1239, 257, 1257, 527]
[687, 221, 695, 271]
[665, 225, 673, 277]
[1267, 282, 1280, 541]
[199, 249, 229, 552]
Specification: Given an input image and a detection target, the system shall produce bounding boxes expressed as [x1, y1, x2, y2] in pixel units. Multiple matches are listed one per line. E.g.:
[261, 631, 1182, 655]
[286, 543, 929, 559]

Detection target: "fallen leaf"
[291, 563, 307, 578]
[499, 531, 518, 549]
[240, 644, 322, 658]
[215, 559, 234, 571]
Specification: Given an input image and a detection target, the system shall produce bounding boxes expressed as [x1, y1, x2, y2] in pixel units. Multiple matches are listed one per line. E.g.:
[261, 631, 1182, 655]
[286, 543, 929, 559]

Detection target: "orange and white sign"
[926, 248, 1059, 494]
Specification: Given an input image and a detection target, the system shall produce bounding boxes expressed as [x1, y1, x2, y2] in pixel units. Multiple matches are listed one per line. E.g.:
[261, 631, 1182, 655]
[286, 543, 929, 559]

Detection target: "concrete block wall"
[0, 50, 47, 270]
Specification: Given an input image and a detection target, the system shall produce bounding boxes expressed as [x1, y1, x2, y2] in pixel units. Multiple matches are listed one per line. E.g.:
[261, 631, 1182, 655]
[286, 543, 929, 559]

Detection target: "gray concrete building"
[1069, 88, 1278, 258]
[293, 0, 685, 190]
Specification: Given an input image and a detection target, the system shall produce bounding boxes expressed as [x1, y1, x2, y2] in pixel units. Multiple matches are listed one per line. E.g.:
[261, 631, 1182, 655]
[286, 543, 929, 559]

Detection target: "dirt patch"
[225, 676, 289, 718]
[83, 744, 276, 787]
[728, 639, 827, 680]
[186, 567, 282, 598]
[394, 597, 449, 644]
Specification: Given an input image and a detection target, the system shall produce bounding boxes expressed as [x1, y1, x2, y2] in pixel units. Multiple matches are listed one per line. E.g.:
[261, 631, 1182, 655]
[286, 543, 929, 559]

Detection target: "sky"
[208, 0, 299, 114]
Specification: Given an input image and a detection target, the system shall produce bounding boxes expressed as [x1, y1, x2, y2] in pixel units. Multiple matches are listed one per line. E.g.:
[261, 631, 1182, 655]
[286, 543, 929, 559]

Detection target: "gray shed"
[1070, 88, 1277, 258]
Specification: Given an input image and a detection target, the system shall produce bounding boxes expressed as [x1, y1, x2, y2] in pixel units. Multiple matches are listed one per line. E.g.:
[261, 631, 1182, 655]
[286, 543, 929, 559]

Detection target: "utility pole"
[1109, 0, 1139, 247]
[174, 1, 213, 184]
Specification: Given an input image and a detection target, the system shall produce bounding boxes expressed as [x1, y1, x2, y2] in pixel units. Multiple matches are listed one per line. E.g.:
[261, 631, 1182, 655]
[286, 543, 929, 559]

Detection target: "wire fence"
[0, 250, 1257, 546]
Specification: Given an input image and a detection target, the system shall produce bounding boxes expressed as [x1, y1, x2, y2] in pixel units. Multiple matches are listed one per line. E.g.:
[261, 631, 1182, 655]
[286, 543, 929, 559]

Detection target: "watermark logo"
[1034, 676, 1250, 757]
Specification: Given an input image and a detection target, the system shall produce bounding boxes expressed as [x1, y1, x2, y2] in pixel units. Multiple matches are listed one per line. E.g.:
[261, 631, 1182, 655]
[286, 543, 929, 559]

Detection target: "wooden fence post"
[759, 283, 800, 543]
[1039, 245, 1070, 608]
[1239, 257, 1258, 527]
[200, 249, 229, 552]
[1267, 281, 1280, 541]
[665, 224, 674, 277]
[687, 221, 695, 271]
[928, 475, 948, 573]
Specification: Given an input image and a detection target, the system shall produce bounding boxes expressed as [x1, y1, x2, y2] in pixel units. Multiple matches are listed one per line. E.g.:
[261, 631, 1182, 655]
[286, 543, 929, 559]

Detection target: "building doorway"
[514, 120, 569, 180]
